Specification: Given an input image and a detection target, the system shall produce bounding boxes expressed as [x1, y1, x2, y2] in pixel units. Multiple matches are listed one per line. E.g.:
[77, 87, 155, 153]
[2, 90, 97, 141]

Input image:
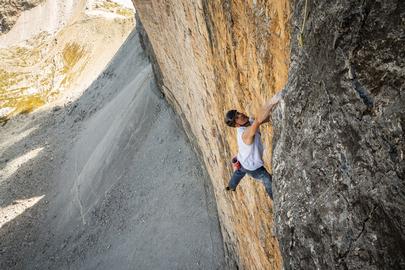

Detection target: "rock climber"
[224, 91, 283, 200]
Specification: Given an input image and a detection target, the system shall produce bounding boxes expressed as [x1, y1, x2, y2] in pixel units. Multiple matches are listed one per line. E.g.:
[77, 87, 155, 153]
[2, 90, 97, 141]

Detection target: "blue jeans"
[228, 166, 273, 200]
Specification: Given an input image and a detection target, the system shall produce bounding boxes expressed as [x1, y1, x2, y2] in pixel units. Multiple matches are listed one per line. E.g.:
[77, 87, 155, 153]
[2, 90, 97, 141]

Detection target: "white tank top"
[236, 119, 264, 171]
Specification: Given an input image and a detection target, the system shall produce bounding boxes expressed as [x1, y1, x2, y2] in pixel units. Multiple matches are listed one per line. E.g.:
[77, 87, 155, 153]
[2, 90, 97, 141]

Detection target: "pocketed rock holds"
[272, 0, 404, 269]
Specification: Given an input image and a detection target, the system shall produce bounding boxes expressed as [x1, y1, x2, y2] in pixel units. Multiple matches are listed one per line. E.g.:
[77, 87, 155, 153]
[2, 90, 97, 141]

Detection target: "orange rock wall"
[132, 1, 290, 268]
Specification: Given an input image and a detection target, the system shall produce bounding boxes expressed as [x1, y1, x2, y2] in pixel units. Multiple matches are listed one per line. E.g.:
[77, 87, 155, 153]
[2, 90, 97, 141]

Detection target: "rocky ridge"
[0, 0, 134, 123]
[0, 0, 45, 34]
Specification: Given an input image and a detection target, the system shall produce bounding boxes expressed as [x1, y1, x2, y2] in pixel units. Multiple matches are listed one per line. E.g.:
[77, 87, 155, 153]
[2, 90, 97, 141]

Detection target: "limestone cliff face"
[272, 0, 405, 269]
[133, 0, 290, 269]
[133, 0, 404, 269]
[0, 0, 45, 34]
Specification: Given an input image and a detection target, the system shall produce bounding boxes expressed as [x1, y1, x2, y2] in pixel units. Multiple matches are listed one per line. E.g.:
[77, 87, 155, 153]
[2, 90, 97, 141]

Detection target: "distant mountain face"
[0, 0, 45, 34]
[0, 0, 135, 124]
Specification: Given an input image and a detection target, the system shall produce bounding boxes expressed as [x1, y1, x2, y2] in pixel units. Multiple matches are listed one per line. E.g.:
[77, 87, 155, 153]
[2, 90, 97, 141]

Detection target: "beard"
[242, 118, 250, 127]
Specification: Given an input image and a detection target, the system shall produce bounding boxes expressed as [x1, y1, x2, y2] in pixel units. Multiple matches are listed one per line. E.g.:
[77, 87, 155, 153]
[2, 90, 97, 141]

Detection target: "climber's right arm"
[260, 91, 284, 124]
[242, 120, 261, 145]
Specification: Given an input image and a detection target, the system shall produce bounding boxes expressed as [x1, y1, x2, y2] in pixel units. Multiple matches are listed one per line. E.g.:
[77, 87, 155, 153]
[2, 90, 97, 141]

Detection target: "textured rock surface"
[272, 0, 405, 269]
[134, 0, 404, 269]
[133, 0, 290, 269]
[0, 0, 45, 34]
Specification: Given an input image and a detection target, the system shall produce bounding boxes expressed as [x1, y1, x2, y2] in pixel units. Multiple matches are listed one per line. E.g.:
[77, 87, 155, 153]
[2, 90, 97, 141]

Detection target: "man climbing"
[224, 91, 283, 200]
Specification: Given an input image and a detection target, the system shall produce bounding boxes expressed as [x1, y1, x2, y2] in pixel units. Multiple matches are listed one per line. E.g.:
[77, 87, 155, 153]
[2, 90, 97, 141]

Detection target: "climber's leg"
[227, 168, 246, 191]
[248, 167, 273, 199]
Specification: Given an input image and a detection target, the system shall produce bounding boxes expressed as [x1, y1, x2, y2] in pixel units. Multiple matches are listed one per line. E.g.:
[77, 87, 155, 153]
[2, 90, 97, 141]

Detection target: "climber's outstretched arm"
[260, 90, 284, 124]
[242, 100, 274, 144]
[242, 119, 261, 145]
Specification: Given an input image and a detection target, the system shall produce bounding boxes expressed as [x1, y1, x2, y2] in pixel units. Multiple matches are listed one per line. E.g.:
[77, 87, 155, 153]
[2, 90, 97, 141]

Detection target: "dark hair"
[225, 110, 237, 127]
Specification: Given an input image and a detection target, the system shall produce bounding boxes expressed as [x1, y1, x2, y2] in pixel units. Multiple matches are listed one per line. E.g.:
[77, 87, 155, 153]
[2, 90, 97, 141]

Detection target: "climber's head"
[225, 110, 249, 127]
